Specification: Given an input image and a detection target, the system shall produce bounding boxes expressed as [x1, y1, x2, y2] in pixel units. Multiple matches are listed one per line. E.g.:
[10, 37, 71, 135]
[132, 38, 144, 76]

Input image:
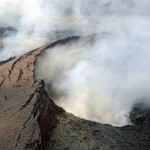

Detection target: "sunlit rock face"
[0, 43, 64, 150]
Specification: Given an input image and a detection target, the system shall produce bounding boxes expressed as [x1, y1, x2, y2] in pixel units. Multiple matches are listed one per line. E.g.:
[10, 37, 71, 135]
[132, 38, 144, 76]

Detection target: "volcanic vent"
[0, 35, 149, 150]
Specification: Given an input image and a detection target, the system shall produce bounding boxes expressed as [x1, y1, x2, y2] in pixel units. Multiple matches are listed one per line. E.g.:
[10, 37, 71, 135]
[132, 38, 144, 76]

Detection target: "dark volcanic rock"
[130, 103, 150, 125]
[33, 80, 64, 150]
[46, 113, 150, 150]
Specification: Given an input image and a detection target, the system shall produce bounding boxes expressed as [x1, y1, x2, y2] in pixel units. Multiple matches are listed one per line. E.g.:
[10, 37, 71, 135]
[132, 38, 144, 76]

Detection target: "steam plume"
[1, 0, 150, 126]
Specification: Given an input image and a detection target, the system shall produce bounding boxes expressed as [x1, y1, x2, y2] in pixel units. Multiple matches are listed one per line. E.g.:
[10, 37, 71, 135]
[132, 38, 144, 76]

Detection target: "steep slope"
[0, 43, 64, 150]
[47, 113, 150, 150]
[0, 36, 150, 150]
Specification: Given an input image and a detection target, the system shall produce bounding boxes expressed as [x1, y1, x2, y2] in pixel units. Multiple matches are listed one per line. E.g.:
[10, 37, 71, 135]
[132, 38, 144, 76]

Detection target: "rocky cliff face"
[0, 37, 150, 150]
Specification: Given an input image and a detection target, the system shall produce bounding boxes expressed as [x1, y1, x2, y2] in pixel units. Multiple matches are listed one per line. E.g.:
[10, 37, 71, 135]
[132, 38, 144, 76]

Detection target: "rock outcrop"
[0, 36, 150, 150]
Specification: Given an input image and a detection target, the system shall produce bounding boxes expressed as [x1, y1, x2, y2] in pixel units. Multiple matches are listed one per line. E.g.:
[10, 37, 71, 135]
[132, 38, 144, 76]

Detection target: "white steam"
[1, 0, 150, 126]
[0, 0, 79, 60]
[35, 31, 150, 126]
[35, 1, 150, 126]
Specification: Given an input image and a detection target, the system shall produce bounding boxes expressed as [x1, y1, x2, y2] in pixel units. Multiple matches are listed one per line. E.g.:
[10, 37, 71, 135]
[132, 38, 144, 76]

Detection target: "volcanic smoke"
[1, 0, 150, 126]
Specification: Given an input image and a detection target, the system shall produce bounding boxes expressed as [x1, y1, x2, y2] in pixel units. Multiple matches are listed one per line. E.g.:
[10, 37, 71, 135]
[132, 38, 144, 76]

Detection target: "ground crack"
[19, 93, 35, 111]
